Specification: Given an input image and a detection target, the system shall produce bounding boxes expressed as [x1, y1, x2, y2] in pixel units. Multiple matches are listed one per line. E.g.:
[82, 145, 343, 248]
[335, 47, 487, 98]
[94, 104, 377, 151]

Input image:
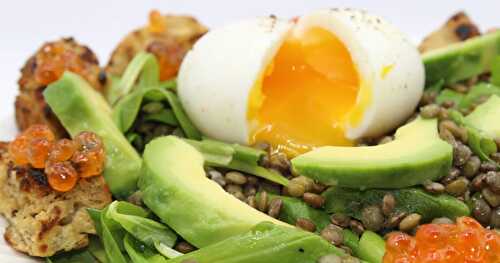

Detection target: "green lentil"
[330, 213, 350, 228]
[318, 254, 342, 263]
[420, 104, 441, 119]
[431, 217, 454, 224]
[267, 198, 283, 218]
[399, 213, 421, 232]
[303, 192, 325, 208]
[361, 205, 384, 232]
[295, 218, 316, 232]
[258, 191, 268, 212]
[472, 197, 492, 225]
[486, 171, 500, 193]
[463, 156, 481, 178]
[320, 224, 344, 246]
[453, 143, 472, 166]
[445, 177, 469, 196]
[286, 180, 306, 197]
[482, 188, 500, 207]
[225, 171, 247, 185]
[349, 219, 364, 235]
[382, 193, 396, 216]
[175, 241, 196, 254]
[491, 207, 500, 228]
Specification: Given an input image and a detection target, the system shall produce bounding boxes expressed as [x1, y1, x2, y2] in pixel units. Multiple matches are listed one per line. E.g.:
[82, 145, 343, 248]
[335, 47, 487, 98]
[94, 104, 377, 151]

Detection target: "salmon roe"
[384, 217, 500, 263]
[35, 42, 86, 85]
[9, 125, 105, 192]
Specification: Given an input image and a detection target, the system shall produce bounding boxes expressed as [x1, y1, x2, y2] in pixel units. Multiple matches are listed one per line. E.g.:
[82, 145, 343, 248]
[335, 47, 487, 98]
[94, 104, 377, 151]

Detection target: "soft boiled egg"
[178, 8, 425, 157]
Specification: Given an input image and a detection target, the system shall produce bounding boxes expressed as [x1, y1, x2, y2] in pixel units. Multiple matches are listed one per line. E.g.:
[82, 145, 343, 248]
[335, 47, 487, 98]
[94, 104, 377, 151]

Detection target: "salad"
[1, 8, 499, 263]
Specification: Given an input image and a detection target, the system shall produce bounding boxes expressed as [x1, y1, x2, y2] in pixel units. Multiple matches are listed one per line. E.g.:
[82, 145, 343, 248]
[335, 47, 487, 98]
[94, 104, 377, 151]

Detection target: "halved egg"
[178, 8, 425, 157]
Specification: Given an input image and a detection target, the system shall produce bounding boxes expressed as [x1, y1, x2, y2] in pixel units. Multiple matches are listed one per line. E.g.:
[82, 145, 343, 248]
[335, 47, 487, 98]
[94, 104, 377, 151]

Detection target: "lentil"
[453, 143, 472, 166]
[286, 180, 306, 197]
[386, 212, 407, 229]
[258, 191, 268, 212]
[318, 254, 342, 263]
[482, 188, 500, 207]
[175, 241, 195, 254]
[445, 177, 469, 196]
[225, 171, 247, 185]
[296, 218, 316, 232]
[243, 184, 257, 197]
[423, 180, 445, 194]
[419, 104, 440, 118]
[480, 161, 498, 172]
[320, 224, 344, 246]
[208, 170, 226, 186]
[361, 205, 384, 232]
[471, 173, 487, 191]
[486, 171, 500, 193]
[303, 192, 325, 208]
[382, 193, 396, 216]
[330, 213, 350, 228]
[441, 167, 460, 184]
[462, 156, 481, 178]
[472, 197, 492, 225]
[267, 198, 283, 218]
[349, 219, 365, 235]
[399, 213, 421, 232]
[491, 207, 500, 228]
[246, 195, 257, 208]
[246, 176, 259, 185]
[431, 217, 454, 224]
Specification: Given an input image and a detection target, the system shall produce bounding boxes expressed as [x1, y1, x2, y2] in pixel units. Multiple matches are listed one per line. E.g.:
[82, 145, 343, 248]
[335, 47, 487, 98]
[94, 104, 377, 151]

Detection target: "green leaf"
[229, 143, 265, 165]
[154, 241, 184, 259]
[491, 56, 500, 86]
[107, 52, 159, 105]
[161, 89, 202, 140]
[426, 79, 445, 93]
[218, 159, 289, 186]
[112, 88, 202, 139]
[144, 109, 179, 126]
[159, 79, 177, 90]
[184, 139, 235, 166]
[107, 201, 177, 248]
[342, 229, 360, 256]
[101, 207, 129, 263]
[357, 231, 385, 263]
[87, 208, 103, 237]
[436, 89, 464, 106]
[264, 193, 331, 231]
[124, 234, 167, 263]
[46, 249, 99, 263]
[88, 236, 108, 263]
[459, 83, 500, 109]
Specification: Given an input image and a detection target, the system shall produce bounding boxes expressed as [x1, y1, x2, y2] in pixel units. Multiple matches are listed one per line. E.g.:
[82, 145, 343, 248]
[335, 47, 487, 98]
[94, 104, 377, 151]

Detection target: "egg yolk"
[248, 27, 361, 157]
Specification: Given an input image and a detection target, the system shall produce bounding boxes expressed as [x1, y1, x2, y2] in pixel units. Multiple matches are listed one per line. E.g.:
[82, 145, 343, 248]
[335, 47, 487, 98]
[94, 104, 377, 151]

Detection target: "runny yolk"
[247, 27, 360, 157]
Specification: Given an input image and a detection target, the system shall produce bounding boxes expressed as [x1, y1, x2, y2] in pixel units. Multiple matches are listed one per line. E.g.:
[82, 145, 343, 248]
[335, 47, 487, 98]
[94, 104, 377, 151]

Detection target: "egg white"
[178, 9, 425, 146]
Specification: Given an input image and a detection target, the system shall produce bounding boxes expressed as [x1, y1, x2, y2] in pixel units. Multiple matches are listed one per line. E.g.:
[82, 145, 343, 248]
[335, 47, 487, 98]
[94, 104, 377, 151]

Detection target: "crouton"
[0, 142, 112, 257]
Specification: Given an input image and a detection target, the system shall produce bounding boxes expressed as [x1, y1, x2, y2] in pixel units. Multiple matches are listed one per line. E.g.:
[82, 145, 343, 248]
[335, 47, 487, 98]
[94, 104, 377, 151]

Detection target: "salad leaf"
[449, 109, 498, 162]
[491, 56, 500, 86]
[459, 83, 500, 109]
[106, 201, 177, 248]
[357, 231, 385, 263]
[112, 88, 202, 140]
[88, 236, 108, 263]
[46, 249, 100, 263]
[436, 89, 464, 106]
[107, 52, 159, 105]
[144, 109, 178, 126]
[218, 159, 289, 186]
[100, 208, 129, 263]
[124, 234, 167, 263]
[154, 241, 184, 259]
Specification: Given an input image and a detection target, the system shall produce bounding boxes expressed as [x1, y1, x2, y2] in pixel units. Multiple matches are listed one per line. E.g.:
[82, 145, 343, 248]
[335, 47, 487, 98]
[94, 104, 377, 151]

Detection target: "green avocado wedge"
[465, 95, 500, 140]
[44, 72, 142, 198]
[139, 136, 288, 248]
[322, 187, 470, 221]
[166, 222, 354, 263]
[423, 31, 500, 86]
[291, 118, 453, 189]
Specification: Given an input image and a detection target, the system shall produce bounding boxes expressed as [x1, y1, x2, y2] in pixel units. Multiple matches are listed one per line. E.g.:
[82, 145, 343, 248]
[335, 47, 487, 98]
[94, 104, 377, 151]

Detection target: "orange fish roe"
[9, 125, 105, 192]
[34, 42, 86, 85]
[148, 10, 167, 33]
[72, 132, 105, 178]
[384, 217, 500, 263]
[46, 161, 79, 192]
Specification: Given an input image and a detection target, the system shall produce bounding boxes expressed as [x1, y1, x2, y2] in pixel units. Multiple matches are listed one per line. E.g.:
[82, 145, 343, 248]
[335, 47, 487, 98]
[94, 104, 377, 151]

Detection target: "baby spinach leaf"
[107, 52, 159, 105]
[100, 208, 129, 263]
[184, 139, 235, 166]
[154, 241, 184, 259]
[144, 109, 178, 126]
[491, 56, 500, 86]
[107, 201, 177, 248]
[459, 83, 500, 109]
[436, 89, 464, 106]
[124, 234, 167, 263]
[88, 236, 108, 263]
[46, 249, 99, 263]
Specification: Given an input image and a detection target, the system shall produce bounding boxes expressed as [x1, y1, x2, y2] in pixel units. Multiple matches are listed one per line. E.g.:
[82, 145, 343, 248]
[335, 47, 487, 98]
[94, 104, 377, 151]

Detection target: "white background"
[0, 0, 498, 261]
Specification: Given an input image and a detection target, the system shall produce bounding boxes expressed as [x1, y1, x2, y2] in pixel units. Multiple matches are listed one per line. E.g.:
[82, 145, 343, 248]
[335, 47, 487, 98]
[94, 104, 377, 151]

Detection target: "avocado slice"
[166, 222, 353, 263]
[291, 118, 452, 189]
[139, 136, 288, 248]
[44, 72, 142, 198]
[322, 187, 470, 221]
[423, 31, 500, 86]
[465, 95, 500, 139]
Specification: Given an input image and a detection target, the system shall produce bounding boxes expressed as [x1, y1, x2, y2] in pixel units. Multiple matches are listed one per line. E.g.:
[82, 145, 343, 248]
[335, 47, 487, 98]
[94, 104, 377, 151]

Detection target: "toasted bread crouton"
[0, 142, 112, 257]
[419, 12, 481, 53]
[106, 11, 207, 81]
[16, 38, 102, 138]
